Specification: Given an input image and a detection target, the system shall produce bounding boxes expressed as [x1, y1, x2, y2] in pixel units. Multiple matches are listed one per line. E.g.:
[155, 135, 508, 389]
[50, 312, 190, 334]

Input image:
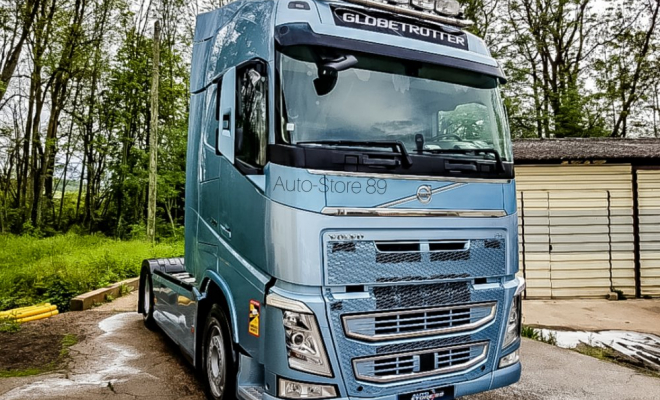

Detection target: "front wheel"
[202, 305, 236, 400]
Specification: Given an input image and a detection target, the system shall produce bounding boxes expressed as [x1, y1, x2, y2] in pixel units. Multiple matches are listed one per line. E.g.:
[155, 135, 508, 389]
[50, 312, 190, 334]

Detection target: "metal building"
[513, 139, 660, 299]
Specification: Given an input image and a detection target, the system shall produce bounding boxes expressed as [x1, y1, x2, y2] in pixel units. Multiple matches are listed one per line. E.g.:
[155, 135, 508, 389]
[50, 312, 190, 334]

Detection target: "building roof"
[513, 138, 660, 162]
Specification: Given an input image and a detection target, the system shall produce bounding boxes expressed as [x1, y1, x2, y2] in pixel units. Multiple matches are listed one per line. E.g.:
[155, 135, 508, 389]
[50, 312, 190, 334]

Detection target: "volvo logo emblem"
[328, 233, 364, 241]
[416, 185, 433, 204]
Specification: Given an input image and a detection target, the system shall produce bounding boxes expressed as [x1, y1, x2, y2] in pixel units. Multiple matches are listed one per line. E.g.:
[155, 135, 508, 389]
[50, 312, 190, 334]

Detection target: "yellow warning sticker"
[249, 300, 260, 337]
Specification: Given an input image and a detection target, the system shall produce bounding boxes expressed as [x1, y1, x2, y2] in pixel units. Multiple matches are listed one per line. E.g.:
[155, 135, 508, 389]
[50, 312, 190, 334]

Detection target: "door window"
[235, 64, 268, 170]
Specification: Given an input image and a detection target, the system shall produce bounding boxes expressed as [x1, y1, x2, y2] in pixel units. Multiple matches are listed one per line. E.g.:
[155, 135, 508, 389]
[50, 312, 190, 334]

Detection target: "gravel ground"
[1, 292, 659, 400]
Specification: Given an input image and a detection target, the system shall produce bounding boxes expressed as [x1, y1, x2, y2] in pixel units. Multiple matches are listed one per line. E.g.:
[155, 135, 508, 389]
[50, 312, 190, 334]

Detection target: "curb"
[69, 277, 139, 311]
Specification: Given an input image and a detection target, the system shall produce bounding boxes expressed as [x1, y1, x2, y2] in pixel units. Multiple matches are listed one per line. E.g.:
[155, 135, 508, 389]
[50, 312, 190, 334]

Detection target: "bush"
[0, 233, 184, 312]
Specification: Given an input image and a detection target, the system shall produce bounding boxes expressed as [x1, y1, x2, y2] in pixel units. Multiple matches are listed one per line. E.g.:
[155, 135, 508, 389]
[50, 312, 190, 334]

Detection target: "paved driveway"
[1, 293, 659, 400]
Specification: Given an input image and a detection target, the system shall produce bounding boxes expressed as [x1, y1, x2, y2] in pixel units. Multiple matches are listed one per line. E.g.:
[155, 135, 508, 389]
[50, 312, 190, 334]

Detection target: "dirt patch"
[0, 292, 204, 400]
[0, 310, 111, 376]
[574, 343, 660, 378]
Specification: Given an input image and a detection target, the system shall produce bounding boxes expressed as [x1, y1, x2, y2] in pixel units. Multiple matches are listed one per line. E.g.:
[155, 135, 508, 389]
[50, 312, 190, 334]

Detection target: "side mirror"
[217, 67, 236, 163]
[314, 72, 338, 97]
[314, 55, 357, 96]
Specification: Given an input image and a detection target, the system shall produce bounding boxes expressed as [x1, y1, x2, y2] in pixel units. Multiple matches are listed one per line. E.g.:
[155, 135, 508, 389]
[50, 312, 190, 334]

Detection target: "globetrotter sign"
[332, 6, 469, 50]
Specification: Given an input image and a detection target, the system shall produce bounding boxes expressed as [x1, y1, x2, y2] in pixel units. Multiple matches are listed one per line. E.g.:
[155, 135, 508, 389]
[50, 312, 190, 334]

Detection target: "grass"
[522, 326, 660, 377]
[0, 316, 21, 333]
[0, 233, 183, 312]
[0, 367, 45, 378]
[59, 334, 78, 358]
[0, 333, 80, 378]
[575, 342, 613, 360]
[521, 325, 538, 340]
[574, 343, 660, 379]
[521, 325, 557, 345]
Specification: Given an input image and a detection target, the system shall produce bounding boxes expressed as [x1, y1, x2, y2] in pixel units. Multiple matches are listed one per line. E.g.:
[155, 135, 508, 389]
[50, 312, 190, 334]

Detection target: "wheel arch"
[138, 258, 186, 313]
[196, 272, 240, 368]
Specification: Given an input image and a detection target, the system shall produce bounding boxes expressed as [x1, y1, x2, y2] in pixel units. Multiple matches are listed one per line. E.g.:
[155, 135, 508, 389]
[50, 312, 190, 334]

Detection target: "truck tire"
[201, 304, 236, 400]
[140, 270, 156, 330]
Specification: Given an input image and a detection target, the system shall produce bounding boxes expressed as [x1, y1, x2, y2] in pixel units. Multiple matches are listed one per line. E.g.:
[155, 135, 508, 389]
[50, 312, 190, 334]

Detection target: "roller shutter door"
[516, 165, 635, 298]
[638, 170, 660, 296]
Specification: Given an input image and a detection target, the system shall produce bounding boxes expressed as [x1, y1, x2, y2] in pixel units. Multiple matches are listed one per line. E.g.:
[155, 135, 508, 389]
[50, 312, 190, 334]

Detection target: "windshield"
[278, 46, 513, 161]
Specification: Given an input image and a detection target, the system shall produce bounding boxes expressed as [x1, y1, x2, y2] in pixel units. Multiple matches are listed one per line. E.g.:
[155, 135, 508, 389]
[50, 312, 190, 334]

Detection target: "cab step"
[238, 386, 265, 400]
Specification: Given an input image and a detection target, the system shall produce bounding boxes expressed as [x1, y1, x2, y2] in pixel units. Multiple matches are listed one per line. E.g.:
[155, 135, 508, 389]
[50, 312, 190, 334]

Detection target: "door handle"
[222, 113, 231, 137]
[220, 224, 232, 239]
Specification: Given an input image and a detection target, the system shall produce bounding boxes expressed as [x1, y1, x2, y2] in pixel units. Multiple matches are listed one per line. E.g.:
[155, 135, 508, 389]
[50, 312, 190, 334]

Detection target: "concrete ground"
[0, 292, 204, 400]
[1, 293, 659, 400]
[523, 299, 660, 335]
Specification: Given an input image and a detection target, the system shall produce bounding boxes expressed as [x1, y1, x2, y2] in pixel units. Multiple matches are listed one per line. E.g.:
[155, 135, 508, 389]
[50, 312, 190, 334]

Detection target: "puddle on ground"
[539, 329, 660, 370]
[1, 313, 151, 399]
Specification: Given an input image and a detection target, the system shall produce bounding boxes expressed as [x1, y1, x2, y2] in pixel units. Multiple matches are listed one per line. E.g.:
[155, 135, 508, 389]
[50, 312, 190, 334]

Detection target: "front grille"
[343, 302, 496, 342]
[353, 342, 489, 383]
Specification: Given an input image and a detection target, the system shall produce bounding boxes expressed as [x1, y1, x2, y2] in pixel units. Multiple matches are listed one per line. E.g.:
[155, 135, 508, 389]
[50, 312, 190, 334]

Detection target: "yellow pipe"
[1, 305, 57, 320]
[17, 310, 59, 323]
[15, 305, 57, 319]
[0, 303, 52, 317]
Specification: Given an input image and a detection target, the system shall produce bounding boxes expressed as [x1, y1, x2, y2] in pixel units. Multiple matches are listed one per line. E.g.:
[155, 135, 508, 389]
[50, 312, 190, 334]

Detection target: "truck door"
[199, 83, 225, 243]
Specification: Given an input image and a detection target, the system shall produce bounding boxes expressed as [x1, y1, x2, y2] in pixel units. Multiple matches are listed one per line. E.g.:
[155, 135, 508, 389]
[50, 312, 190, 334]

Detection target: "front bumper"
[261, 361, 521, 400]
[264, 277, 523, 399]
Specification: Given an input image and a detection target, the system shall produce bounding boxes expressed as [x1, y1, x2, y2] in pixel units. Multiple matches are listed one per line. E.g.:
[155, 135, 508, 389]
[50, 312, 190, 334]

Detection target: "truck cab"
[138, 0, 525, 399]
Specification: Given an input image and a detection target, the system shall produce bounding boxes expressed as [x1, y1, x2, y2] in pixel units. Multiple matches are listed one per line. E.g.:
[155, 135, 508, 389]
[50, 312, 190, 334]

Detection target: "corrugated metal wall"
[638, 170, 660, 296]
[516, 165, 636, 298]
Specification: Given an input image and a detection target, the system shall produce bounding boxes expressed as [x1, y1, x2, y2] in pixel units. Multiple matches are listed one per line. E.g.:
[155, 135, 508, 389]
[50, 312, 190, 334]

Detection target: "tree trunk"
[0, 0, 41, 105]
[147, 21, 160, 243]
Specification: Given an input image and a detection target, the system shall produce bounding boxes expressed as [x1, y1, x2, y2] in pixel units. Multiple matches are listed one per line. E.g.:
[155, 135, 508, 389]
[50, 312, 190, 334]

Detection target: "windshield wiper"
[297, 140, 413, 167]
[422, 148, 504, 172]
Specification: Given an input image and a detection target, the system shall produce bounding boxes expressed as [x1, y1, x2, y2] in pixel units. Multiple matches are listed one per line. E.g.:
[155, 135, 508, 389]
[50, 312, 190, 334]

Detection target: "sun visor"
[275, 23, 507, 81]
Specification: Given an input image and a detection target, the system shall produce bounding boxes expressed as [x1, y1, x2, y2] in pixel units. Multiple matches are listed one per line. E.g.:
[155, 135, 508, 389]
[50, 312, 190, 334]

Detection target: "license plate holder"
[399, 386, 454, 400]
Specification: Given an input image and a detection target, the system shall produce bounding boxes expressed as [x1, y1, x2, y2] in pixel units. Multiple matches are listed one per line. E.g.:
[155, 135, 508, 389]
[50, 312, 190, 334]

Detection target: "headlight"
[499, 349, 520, 368]
[435, 0, 461, 16]
[284, 311, 332, 376]
[411, 0, 436, 11]
[279, 378, 338, 399]
[267, 293, 333, 377]
[502, 295, 522, 348]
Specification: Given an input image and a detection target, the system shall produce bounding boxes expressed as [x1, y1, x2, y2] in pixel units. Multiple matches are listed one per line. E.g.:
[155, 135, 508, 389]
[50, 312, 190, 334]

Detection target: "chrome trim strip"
[514, 277, 526, 297]
[337, 0, 474, 27]
[374, 240, 470, 253]
[352, 342, 489, 383]
[321, 208, 508, 217]
[306, 169, 512, 184]
[342, 302, 497, 342]
[376, 183, 466, 208]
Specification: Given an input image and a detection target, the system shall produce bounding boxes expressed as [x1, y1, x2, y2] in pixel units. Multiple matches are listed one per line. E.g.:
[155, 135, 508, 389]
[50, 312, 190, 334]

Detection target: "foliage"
[0, 233, 184, 312]
[0, 0, 190, 238]
[521, 325, 539, 340]
[59, 333, 78, 357]
[521, 325, 557, 345]
[0, 316, 21, 333]
[461, 0, 660, 138]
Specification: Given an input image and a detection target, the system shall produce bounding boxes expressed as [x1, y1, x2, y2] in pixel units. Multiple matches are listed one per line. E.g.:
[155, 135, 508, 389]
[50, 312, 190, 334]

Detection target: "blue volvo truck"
[138, 0, 525, 399]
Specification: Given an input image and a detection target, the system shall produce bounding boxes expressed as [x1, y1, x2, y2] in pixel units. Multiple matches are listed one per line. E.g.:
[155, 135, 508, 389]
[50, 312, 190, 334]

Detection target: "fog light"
[435, 0, 461, 16]
[278, 378, 338, 399]
[411, 0, 436, 11]
[499, 349, 520, 368]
